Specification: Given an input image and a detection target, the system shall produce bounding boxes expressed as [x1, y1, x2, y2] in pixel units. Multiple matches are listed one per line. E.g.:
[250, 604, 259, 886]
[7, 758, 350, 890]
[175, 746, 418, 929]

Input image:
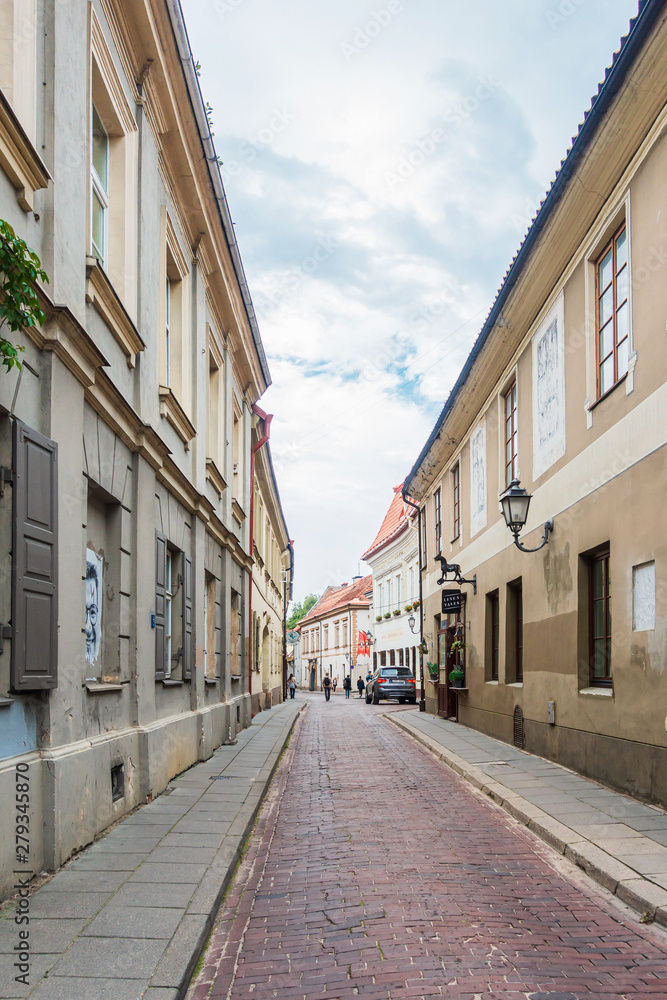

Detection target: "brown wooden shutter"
[11, 420, 58, 691]
[182, 554, 193, 680]
[155, 531, 167, 679]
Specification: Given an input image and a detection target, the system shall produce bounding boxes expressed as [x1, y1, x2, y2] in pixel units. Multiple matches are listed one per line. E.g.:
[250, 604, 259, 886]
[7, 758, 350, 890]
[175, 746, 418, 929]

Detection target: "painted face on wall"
[85, 550, 103, 666]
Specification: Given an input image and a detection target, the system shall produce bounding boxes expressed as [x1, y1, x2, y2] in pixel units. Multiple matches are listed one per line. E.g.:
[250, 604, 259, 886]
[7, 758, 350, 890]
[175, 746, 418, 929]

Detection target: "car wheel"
[408, 698, 417, 705]
[398, 698, 405, 704]
[372, 689, 380, 705]
[365, 692, 371, 703]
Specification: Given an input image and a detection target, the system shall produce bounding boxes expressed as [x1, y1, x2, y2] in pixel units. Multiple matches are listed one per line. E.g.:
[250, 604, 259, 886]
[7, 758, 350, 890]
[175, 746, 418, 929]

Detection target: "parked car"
[366, 667, 417, 705]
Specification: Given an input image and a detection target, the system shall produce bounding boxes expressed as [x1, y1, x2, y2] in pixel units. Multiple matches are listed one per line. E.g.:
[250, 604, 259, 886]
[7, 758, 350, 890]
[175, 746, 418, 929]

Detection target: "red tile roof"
[362, 484, 415, 562]
[298, 574, 373, 625]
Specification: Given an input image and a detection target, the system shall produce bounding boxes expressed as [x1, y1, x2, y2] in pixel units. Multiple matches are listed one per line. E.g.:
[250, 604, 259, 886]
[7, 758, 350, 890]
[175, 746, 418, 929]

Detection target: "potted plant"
[426, 661, 438, 680]
[451, 637, 467, 656]
[404, 605, 413, 613]
[376, 615, 382, 622]
[384, 612, 391, 619]
[412, 599, 420, 610]
[393, 609, 401, 617]
[449, 666, 464, 688]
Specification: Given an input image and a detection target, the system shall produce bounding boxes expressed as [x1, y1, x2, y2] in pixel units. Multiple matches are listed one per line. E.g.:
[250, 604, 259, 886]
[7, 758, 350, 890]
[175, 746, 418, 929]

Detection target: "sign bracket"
[436, 555, 477, 596]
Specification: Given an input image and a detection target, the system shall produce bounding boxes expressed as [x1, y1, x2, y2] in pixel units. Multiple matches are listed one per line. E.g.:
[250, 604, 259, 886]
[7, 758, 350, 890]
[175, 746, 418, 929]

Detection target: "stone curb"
[388, 712, 667, 927]
[148, 705, 305, 998]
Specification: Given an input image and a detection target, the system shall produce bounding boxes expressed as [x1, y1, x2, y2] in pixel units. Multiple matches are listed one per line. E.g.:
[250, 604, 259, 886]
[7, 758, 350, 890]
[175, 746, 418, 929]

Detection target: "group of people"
[322, 672, 369, 701]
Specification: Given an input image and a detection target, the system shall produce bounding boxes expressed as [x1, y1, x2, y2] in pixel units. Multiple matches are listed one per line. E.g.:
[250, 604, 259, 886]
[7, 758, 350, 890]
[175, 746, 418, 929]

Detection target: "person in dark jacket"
[343, 674, 352, 699]
[323, 674, 332, 701]
[357, 675, 365, 698]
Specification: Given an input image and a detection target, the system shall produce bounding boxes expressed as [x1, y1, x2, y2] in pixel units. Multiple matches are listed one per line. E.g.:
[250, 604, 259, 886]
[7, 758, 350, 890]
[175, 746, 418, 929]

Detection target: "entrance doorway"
[437, 598, 466, 721]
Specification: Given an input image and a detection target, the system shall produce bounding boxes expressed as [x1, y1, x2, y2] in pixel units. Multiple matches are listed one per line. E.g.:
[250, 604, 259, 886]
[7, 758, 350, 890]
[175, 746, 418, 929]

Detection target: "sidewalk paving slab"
[389, 708, 667, 927]
[0, 698, 304, 1000]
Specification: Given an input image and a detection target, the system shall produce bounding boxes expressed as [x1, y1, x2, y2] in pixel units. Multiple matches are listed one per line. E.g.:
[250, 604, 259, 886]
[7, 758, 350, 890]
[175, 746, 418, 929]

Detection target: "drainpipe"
[248, 404, 273, 703]
[402, 490, 426, 712]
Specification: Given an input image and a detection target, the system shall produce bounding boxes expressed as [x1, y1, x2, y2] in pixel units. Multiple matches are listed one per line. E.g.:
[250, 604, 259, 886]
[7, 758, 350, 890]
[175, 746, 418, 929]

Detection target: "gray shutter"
[182, 554, 193, 680]
[155, 532, 167, 679]
[11, 420, 58, 691]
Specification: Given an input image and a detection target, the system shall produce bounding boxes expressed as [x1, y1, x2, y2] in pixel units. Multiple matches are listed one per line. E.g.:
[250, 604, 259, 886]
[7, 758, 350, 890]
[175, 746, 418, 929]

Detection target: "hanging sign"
[441, 590, 462, 614]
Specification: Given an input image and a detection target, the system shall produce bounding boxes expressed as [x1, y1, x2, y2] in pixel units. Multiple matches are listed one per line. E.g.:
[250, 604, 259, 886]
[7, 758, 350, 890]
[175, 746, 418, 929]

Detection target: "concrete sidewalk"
[390, 709, 667, 927]
[0, 698, 305, 1000]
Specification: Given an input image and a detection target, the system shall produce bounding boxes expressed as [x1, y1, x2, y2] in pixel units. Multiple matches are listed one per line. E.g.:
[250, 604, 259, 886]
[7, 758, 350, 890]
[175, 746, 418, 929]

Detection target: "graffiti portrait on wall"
[85, 549, 103, 669]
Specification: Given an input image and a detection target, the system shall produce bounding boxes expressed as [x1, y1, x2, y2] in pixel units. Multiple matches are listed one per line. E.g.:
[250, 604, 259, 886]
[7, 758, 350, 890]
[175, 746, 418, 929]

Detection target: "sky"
[182, 0, 640, 603]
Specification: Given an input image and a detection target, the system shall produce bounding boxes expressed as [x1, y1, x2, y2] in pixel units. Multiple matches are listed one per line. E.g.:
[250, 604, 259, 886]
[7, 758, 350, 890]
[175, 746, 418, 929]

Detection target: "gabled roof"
[405, 0, 665, 497]
[362, 484, 415, 562]
[298, 574, 373, 625]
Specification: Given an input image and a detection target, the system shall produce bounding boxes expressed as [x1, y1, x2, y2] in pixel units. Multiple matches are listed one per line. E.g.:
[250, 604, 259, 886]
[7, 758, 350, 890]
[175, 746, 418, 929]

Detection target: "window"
[377, 583, 383, 614]
[323, 625, 329, 650]
[487, 591, 499, 681]
[590, 550, 612, 686]
[420, 507, 427, 567]
[334, 623, 340, 648]
[504, 383, 518, 486]
[408, 567, 414, 602]
[230, 590, 242, 676]
[395, 574, 401, 609]
[596, 225, 629, 397]
[389, 649, 396, 666]
[507, 580, 523, 683]
[387, 579, 392, 613]
[342, 620, 348, 650]
[434, 488, 442, 555]
[91, 105, 109, 266]
[165, 551, 173, 677]
[84, 487, 121, 684]
[204, 573, 217, 680]
[303, 633, 308, 655]
[380, 650, 386, 666]
[155, 533, 193, 682]
[373, 652, 377, 670]
[398, 648, 404, 667]
[452, 464, 460, 540]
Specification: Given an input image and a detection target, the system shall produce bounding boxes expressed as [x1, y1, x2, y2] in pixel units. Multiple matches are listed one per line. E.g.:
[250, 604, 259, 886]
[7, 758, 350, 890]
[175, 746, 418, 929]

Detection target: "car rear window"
[381, 668, 412, 677]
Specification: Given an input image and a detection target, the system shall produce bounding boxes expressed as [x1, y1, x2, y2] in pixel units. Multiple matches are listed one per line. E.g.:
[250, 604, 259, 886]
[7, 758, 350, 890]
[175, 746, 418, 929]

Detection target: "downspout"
[248, 404, 273, 702]
[402, 491, 426, 713]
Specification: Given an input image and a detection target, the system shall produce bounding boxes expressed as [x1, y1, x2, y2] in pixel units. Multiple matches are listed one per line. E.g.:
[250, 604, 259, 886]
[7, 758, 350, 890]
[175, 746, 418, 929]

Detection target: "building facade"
[250, 406, 292, 714]
[0, 0, 277, 900]
[297, 576, 373, 690]
[405, 0, 667, 806]
[362, 486, 420, 677]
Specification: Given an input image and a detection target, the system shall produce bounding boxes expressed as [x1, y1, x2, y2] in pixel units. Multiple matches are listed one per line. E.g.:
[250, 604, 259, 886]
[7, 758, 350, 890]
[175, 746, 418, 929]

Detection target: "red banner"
[357, 630, 371, 658]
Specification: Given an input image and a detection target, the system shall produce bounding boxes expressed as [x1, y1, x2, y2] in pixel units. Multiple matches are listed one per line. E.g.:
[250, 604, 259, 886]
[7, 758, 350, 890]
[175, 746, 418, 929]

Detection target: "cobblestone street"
[187, 695, 667, 1000]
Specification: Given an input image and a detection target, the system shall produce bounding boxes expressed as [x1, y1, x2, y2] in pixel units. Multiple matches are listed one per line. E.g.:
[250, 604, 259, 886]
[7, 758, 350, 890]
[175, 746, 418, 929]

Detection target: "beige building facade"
[249, 405, 292, 714]
[298, 576, 373, 690]
[0, 0, 276, 900]
[405, 2, 667, 807]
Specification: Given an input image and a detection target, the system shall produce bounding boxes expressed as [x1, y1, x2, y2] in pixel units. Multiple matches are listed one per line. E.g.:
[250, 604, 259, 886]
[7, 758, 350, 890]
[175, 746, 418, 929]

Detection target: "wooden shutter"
[11, 420, 58, 691]
[155, 531, 167, 679]
[182, 554, 193, 680]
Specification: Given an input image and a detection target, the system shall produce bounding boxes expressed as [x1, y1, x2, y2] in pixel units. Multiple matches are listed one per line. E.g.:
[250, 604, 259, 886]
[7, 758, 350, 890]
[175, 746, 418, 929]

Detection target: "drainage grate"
[513, 705, 524, 749]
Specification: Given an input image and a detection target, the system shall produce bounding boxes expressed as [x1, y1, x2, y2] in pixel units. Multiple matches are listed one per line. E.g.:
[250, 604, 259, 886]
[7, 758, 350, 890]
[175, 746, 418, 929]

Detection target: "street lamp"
[500, 479, 553, 553]
[408, 613, 417, 633]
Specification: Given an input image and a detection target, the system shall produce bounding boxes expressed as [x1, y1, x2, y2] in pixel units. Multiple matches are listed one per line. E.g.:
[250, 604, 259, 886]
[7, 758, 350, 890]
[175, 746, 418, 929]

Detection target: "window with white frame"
[91, 104, 109, 266]
[396, 574, 401, 610]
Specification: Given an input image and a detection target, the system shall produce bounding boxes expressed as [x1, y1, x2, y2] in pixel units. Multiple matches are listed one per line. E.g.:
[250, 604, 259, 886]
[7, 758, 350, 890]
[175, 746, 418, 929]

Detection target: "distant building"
[297, 577, 373, 690]
[362, 486, 420, 677]
[249, 407, 292, 714]
[404, 1, 667, 806]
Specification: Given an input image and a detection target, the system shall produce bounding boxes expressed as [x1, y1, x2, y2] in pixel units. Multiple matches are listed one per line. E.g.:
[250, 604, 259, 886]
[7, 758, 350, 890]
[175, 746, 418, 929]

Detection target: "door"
[437, 597, 466, 720]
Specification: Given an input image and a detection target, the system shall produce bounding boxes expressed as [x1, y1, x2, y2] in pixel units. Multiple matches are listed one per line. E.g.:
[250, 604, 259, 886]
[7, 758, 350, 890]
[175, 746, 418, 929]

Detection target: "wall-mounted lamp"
[408, 614, 418, 634]
[500, 479, 553, 553]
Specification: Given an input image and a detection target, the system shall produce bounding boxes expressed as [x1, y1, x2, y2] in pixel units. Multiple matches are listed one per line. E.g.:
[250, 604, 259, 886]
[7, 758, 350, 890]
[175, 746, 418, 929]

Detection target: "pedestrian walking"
[323, 674, 332, 702]
[357, 675, 365, 699]
[288, 675, 296, 700]
[343, 674, 352, 699]
[333, 676, 338, 693]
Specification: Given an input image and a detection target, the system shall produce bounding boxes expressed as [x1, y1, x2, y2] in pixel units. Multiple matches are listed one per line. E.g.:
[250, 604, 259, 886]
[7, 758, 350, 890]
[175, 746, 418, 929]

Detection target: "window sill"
[579, 686, 613, 697]
[85, 681, 124, 694]
[0, 90, 50, 211]
[206, 458, 227, 498]
[161, 678, 184, 687]
[230, 674, 242, 682]
[485, 680, 499, 686]
[86, 256, 145, 367]
[0, 696, 15, 707]
[507, 682, 524, 688]
[205, 677, 220, 685]
[231, 499, 246, 525]
[159, 386, 196, 448]
[588, 372, 628, 413]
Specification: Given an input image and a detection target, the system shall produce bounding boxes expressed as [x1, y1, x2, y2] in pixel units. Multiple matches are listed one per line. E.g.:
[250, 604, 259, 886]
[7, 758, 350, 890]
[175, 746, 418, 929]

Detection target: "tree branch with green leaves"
[0, 219, 49, 372]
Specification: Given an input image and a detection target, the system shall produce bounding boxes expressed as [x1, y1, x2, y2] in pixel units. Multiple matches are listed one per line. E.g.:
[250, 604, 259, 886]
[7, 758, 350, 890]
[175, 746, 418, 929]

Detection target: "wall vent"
[513, 706, 524, 749]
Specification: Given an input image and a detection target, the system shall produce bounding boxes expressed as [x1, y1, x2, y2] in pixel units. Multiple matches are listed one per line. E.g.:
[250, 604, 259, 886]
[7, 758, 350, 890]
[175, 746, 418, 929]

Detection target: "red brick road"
[188, 696, 667, 1000]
